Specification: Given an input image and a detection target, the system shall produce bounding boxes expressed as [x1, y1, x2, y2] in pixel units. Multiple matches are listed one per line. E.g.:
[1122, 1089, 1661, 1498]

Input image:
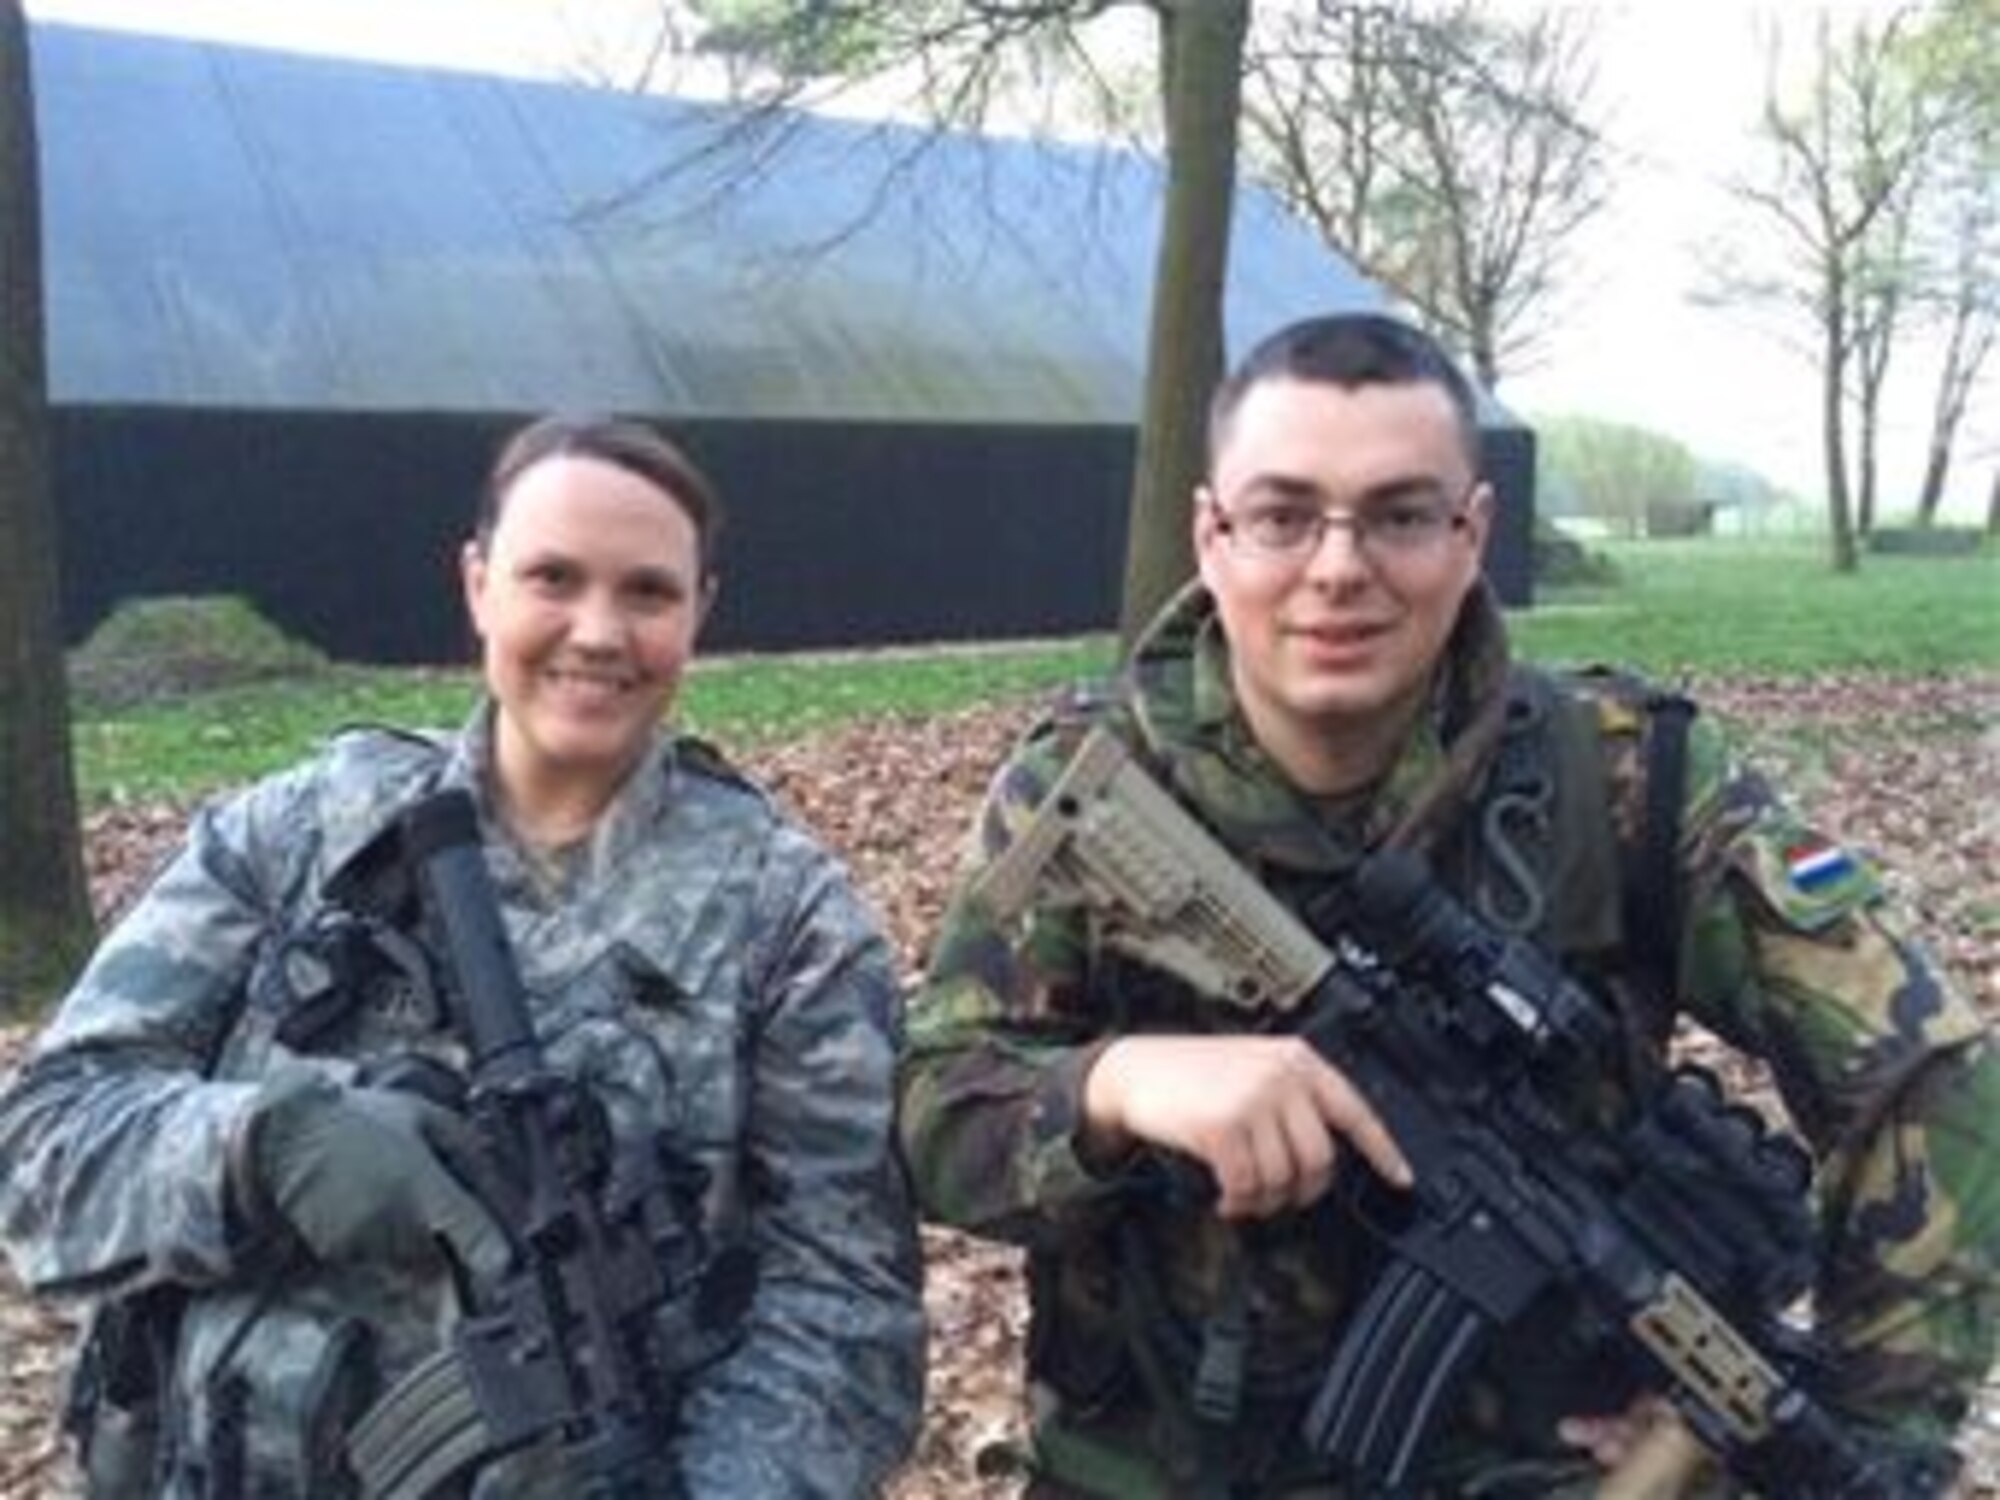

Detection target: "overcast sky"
[27, 0, 1994, 519]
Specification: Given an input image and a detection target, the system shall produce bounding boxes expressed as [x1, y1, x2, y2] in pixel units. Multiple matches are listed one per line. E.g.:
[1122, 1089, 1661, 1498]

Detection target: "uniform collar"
[1121, 582, 1513, 873]
[454, 697, 678, 896]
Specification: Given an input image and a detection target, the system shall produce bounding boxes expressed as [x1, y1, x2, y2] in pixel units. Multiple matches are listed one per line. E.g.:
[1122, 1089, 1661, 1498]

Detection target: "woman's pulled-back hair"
[479, 414, 724, 575]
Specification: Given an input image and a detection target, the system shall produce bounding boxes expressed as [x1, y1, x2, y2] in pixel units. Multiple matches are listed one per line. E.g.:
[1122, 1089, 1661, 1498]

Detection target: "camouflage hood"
[1117, 579, 1516, 873]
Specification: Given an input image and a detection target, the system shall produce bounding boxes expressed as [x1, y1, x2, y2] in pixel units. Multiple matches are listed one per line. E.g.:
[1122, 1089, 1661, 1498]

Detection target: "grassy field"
[70, 536, 1997, 808]
[1513, 536, 2000, 674]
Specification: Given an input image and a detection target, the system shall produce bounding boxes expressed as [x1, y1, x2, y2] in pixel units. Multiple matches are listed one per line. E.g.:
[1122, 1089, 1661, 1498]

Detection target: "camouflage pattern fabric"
[900, 582, 1997, 1497]
[0, 702, 925, 1497]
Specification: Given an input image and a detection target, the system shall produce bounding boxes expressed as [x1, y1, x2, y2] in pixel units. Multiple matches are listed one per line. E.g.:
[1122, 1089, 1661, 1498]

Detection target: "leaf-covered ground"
[1, 671, 1994, 1498]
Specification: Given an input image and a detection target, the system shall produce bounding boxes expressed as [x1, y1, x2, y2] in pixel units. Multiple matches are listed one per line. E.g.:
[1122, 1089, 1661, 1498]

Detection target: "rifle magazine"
[348, 1346, 497, 1500]
[1302, 1257, 1491, 1489]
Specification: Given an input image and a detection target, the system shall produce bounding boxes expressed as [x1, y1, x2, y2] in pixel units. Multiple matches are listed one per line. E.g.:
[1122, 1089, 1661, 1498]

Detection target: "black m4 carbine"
[336, 789, 753, 1499]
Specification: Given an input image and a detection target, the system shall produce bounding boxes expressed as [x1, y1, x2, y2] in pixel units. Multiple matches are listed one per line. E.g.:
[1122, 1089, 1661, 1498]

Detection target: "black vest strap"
[1627, 692, 1697, 1010]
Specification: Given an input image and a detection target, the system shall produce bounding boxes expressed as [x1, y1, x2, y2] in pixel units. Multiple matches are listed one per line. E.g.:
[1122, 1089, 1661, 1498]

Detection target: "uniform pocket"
[177, 1292, 379, 1497]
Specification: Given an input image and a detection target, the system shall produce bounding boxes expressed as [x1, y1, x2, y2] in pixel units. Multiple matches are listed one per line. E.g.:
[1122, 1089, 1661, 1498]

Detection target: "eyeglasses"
[1208, 490, 1472, 564]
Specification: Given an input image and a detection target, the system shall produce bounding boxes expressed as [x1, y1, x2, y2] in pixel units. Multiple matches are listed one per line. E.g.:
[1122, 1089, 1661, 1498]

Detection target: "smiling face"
[1194, 375, 1491, 793]
[462, 452, 709, 831]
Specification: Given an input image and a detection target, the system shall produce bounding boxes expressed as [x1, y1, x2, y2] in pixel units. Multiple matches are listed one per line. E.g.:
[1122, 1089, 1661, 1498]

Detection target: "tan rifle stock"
[970, 727, 1329, 1014]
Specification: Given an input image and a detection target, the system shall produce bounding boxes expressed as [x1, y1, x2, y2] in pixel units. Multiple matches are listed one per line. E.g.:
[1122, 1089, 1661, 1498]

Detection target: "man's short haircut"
[478, 414, 723, 576]
[1208, 313, 1482, 469]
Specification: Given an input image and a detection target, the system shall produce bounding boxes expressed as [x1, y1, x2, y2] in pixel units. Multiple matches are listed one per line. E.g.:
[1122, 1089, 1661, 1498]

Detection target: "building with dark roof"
[38, 21, 1533, 660]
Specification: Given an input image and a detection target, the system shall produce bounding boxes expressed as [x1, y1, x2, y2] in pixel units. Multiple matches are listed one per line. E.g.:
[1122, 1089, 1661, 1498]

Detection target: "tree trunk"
[1913, 289, 1991, 527]
[1914, 440, 1949, 527]
[1855, 383, 1877, 537]
[1986, 465, 1999, 536]
[1117, 0, 1249, 649]
[0, 0, 92, 1012]
[1467, 299, 1500, 392]
[1820, 267, 1859, 572]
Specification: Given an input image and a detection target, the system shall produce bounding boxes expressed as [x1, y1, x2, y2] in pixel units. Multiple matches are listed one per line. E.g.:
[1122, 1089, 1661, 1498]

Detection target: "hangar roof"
[34, 24, 1508, 428]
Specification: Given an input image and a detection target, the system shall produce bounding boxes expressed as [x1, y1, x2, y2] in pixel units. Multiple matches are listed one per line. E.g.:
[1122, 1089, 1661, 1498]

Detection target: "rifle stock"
[973, 728, 1944, 1498]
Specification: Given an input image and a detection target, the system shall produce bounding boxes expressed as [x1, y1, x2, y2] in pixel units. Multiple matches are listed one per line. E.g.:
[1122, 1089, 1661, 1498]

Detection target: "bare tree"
[1120, 2, 1248, 639]
[592, 3, 1609, 632]
[0, 0, 92, 1011]
[1846, 171, 1921, 536]
[1910, 144, 1997, 527]
[1723, 7, 1950, 571]
[1908, 0, 1999, 526]
[1240, 6, 1403, 296]
[1243, 0, 1606, 389]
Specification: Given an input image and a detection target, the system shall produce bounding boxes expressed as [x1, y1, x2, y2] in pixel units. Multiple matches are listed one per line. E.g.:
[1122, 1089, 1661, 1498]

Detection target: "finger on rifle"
[1305, 1062, 1413, 1189]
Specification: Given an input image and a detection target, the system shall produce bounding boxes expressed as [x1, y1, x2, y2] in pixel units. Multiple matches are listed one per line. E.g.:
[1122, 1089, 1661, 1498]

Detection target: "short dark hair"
[1209, 313, 1481, 469]
[478, 414, 723, 576]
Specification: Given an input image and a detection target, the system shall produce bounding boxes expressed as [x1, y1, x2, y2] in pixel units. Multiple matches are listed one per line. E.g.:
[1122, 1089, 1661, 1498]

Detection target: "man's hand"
[241, 1066, 512, 1282]
[1561, 1397, 1711, 1499]
[1079, 1035, 1412, 1219]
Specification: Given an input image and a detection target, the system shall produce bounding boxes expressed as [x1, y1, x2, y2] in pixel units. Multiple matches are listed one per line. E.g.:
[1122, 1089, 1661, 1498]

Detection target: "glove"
[239, 1067, 512, 1283]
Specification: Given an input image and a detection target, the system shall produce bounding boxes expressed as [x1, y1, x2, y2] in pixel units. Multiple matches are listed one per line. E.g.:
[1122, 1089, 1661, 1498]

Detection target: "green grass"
[677, 637, 1116, 741]
[74, 639, 1116, 808]
[1511, 536, 2000, 674]
[71, 538, 1996, 809]
[76, 668, 483, 807]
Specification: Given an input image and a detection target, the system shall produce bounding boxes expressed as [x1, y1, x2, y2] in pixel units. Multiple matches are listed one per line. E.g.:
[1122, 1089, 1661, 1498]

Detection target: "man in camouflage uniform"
[0, 416, 924, 1496]
[899, 314, 1997, 1496]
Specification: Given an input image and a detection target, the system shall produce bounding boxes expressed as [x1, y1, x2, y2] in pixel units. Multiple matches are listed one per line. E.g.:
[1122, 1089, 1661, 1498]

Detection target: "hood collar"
[1119, 580, 1513, 872]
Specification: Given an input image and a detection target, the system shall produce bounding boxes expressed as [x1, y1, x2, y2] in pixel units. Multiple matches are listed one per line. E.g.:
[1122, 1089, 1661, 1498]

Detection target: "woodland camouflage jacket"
[900, 582, 1997, 1497]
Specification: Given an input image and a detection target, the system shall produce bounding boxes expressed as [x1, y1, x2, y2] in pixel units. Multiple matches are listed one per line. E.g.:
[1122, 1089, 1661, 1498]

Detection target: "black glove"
[239, 1066, 512, 1283]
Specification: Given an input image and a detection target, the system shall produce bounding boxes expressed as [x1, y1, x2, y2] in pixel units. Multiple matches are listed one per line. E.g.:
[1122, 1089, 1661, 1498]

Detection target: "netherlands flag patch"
[1784, 838, 1855, 892]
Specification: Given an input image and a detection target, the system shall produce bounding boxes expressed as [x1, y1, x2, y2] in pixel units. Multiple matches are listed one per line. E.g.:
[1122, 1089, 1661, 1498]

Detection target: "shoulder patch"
[1738, 820, 1882, 930]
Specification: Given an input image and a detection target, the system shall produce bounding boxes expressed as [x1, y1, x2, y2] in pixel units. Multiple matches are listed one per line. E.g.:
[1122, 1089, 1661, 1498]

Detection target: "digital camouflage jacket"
[0, 704, 925, 1497]
[899, 583, 1997, 1497]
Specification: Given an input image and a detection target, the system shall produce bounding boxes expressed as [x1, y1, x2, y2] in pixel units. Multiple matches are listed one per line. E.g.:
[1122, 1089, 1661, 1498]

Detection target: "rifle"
[329, 788, 754, 1499]
[971, 728, 1954, 1498]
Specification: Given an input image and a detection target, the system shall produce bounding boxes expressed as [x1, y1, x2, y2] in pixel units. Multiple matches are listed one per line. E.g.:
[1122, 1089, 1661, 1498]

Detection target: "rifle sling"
[1629, 692, 1696, 1008]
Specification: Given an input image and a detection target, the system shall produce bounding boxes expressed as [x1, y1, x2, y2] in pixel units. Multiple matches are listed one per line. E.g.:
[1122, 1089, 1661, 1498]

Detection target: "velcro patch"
[1744, 825, 1880, 930]
[1783, 837, 1856, 893]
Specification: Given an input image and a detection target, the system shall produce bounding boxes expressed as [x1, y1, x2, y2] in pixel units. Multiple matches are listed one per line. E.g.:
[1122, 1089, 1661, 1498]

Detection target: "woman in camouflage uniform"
[0, 416, 924, 1496]
[899, 315, 1997, 1497]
